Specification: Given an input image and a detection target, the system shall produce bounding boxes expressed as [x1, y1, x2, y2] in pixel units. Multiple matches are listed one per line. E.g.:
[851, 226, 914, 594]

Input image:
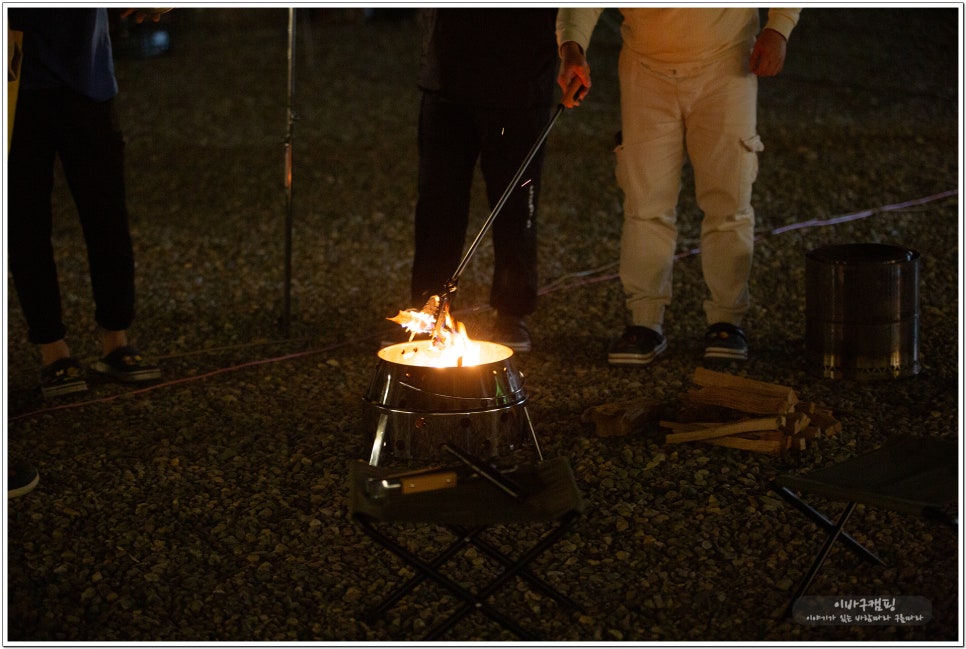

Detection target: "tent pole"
[282, 8, 296, 336]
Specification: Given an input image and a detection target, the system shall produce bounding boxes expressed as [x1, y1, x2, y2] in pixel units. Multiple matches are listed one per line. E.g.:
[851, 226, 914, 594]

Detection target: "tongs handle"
[445, 102, 567, 290]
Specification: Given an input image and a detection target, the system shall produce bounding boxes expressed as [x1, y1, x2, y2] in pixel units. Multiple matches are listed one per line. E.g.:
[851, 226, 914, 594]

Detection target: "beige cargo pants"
[615, 43, 761, 334]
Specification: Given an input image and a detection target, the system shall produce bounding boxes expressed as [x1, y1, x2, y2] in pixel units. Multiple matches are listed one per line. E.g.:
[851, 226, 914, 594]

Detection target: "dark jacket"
[417, 8, 557, 108]
[8, 8, 118, 101]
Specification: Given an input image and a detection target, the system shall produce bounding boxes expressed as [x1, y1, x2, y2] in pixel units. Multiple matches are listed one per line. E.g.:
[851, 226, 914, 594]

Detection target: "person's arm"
[750, 8, 802, 77]
[555, 8, 603, 107]
[764, 8, 801, 41]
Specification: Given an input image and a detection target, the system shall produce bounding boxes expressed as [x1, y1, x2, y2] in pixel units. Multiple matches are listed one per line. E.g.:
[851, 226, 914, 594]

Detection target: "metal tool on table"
[364, 443, 529, 502]
[441, 443, 527, 502]
[365, 464, 460, 499]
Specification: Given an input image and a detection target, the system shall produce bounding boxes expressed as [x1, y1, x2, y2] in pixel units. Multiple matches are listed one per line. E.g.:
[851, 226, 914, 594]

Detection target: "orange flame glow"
[387, 309, 435, 337]
[385, 300, 487, 367]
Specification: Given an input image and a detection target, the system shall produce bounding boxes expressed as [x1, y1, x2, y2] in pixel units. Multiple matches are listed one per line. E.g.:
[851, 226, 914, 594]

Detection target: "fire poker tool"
[414, 85, 585, 345]
[441, 443, 528, 502]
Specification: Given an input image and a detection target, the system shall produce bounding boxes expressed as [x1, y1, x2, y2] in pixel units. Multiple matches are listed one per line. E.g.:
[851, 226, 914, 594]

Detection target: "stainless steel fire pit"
[363, 340, 535, 466]
[805, 243, 920, 380]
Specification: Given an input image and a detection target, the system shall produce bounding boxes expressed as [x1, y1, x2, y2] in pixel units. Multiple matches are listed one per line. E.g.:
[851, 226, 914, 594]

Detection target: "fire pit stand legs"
[368, 413, 390, 466]
[524, 406, 544, 462]
[366, 404, 543, 468]
[348, 456, 584, 640]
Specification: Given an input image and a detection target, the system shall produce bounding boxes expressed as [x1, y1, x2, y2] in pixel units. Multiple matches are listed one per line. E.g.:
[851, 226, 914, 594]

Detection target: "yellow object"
[8, 28, 23, 153]
[399, 471, 458, 495]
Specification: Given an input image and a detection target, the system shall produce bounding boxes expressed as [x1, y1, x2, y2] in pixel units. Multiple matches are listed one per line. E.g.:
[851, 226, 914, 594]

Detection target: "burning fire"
[386, 297, 487, 367]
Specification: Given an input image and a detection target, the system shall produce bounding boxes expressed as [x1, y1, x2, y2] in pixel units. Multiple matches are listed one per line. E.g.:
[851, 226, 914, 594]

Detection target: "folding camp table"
[774, 434, 958, 616]
[348, 454, 585, 640]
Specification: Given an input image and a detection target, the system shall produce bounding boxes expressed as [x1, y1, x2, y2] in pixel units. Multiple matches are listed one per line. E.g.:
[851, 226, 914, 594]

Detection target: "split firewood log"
[662, 416, 785, 444]
[685, 367, 798, 415]
[704, 432, 784, 455]
[583, 397, 668, 437]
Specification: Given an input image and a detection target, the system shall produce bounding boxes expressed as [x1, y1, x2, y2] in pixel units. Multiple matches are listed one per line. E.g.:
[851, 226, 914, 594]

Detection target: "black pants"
[8, 88, 135, 345]
[411, 93, 550, 317]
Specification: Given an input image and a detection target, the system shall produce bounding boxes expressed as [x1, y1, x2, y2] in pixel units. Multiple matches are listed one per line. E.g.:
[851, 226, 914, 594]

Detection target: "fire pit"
[359, 100, 576, 467]
[363, 339, 534, 467]
[805, 243, 920, 380]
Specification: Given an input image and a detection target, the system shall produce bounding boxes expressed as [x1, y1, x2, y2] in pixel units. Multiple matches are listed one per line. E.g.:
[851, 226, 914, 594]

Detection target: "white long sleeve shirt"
[557, 8, 801, 72]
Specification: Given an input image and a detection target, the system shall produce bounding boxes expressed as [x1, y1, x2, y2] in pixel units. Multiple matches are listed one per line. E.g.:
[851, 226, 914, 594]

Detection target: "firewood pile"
[583, 367, 842, 456]
[661, 367, 842, 455]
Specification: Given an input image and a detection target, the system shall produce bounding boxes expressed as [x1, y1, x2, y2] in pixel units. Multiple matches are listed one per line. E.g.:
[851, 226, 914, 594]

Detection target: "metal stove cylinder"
[805, 243, 920, 380]
[363, 341, 530, 466]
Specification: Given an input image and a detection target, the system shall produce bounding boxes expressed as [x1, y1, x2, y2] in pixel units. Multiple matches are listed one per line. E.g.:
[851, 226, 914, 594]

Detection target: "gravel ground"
[4, 7, 961, 644]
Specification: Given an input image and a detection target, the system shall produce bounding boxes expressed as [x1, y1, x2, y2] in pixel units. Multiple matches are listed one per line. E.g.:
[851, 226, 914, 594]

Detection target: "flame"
[385, 298, 489, 367]
[395, 320, 482, 368]
[387, 309, 435, 337]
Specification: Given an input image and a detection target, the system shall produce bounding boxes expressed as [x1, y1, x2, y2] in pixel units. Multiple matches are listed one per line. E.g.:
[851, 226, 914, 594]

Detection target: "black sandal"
[40, 357, 88, 399]
[91, 345, 162, 383]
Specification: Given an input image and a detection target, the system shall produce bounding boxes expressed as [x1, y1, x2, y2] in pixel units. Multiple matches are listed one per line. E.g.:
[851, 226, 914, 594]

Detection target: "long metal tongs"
[427, 94, 578, 343]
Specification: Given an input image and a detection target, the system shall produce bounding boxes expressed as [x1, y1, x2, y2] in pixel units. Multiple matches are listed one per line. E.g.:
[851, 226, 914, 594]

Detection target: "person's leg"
[9, 89, 90, 397]
[685, 50, 759, 328]
[60, 93, 161, 381]
[616, 50, 686, 335]
[58, 95, 136, 357]
[411, 93, 480, 306]
[7, 89, 69, 355]
[478, 104, 548, 319]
